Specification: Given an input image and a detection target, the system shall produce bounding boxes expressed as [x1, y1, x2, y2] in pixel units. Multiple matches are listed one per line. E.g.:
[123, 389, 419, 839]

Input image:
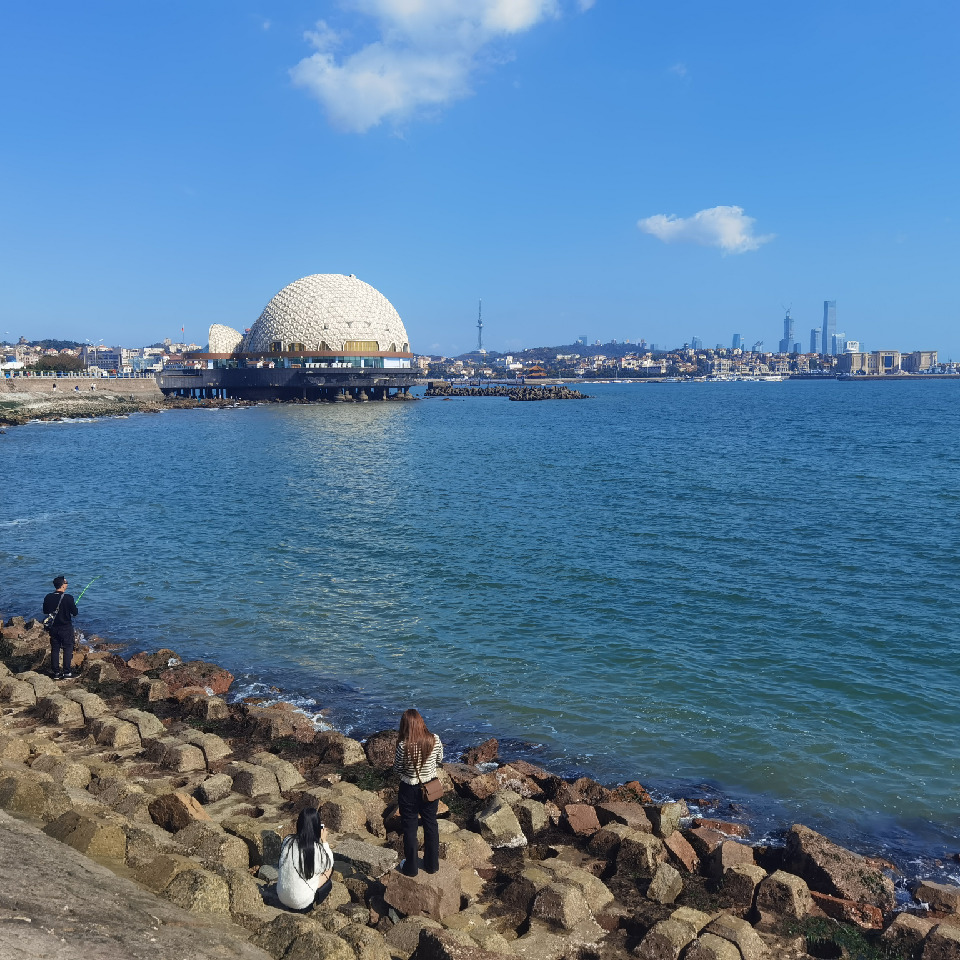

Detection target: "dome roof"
[241, 274, 410, 354]
[208, 323, 244, 354]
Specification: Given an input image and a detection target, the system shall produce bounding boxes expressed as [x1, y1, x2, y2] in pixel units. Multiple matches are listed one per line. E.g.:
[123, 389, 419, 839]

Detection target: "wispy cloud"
[637, 205, 774, 254]
[668, 61, 687, 78]
[291, 1, 594, 132]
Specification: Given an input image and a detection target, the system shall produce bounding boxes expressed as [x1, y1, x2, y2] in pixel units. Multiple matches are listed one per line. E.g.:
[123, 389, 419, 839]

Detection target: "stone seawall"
[1, 375, 163, 397]
[2, 613, 958, 960]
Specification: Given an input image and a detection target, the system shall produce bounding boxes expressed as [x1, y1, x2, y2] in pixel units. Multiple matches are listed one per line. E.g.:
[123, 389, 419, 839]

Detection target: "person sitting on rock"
[276, 807, 333, 911]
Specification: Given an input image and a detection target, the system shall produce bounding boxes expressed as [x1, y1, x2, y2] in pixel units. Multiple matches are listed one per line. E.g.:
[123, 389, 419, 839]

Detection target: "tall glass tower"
[822, 301, 837, 355]
[778, 310, 795, 353]
[810, 328, 821, 354]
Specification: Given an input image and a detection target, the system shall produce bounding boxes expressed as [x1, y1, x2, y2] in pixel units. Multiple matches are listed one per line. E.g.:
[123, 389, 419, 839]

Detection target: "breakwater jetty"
[426, 382, 590, 401]
[2, 613, 959, 959]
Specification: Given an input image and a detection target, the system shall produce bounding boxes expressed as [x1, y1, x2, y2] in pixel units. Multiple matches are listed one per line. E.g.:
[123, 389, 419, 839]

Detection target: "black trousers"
[398, 781, 439, 876]
[49, 631, 74, 674]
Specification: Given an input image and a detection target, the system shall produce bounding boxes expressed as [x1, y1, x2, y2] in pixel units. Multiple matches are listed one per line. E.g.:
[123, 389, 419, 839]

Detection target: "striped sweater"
[394, 736, 444, 785]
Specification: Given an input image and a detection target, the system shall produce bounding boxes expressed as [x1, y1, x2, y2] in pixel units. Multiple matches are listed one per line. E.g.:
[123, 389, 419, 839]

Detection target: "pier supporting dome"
[158, 274, 417, 402]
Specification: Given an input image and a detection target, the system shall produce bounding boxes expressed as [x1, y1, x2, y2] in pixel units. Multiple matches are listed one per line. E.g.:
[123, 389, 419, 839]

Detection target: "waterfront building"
[822, 300, 837, 355]
[810, 328, 821, 353]
[902, 350, 938, 372]
[839, 350, 902, 375]
[158, 274, 417, 401]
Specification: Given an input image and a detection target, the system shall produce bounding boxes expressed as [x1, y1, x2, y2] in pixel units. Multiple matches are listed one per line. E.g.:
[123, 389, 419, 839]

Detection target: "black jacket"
[43, 591, 79, 636]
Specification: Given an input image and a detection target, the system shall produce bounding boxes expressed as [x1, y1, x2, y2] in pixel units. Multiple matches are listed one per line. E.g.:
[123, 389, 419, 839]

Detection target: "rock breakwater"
[1, 613, 958, 960]
[425, 382, 590, 401]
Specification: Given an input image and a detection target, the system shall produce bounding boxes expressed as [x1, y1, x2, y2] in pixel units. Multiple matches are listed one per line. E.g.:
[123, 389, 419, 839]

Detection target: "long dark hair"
[398, 708, 436, 774]
[293, 807, 320, 879]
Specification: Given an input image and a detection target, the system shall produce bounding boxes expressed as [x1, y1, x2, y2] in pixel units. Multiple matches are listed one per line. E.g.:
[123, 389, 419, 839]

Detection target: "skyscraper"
[810, 328, 821, 354]
[778, 310, 795, 353]
[822, 301, 837, 356]
[732, 333, 743, 350]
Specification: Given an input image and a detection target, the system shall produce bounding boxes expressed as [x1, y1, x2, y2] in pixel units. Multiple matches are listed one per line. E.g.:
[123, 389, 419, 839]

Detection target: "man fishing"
[42, 575, 98, 680]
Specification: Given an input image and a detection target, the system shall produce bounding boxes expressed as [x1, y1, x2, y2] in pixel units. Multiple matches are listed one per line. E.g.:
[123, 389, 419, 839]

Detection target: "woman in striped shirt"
[393, 708, 444, 876]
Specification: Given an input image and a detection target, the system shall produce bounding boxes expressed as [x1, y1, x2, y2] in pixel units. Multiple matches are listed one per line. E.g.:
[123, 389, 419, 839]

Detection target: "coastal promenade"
[2, 615, 959, 960]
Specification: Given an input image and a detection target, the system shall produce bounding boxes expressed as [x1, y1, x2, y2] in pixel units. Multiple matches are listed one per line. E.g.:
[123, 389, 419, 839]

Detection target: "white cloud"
[668, 61, 687, 78]
[291, 1, 583, 132]
[637, 205, 774, 254]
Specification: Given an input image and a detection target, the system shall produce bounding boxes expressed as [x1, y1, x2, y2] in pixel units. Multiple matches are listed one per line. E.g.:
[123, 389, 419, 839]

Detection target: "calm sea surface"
[2, 381, 958, 876]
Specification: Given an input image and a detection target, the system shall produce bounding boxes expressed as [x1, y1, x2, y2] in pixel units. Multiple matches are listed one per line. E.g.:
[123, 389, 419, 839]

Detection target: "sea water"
[2, 380, 958, 876]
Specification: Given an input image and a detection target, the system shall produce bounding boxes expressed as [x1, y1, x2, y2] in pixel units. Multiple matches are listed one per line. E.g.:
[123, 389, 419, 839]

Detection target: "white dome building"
[207, 274, 410, 356]
[174, 273, 417, 403]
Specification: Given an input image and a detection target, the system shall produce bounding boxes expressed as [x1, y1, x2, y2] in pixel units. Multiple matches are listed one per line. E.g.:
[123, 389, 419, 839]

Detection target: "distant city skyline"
[1, 3, 957, 358]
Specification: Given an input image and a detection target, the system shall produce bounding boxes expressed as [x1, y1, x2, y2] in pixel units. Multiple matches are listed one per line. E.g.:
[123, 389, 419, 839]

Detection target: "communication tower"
[477, 299, 485, 354]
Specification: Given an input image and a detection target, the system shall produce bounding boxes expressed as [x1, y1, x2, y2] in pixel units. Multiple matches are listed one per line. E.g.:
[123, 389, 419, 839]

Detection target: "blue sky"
[1, 1, 957, 358]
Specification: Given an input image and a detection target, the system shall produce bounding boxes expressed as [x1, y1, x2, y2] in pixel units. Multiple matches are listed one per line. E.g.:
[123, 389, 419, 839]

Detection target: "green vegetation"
[786, 917, 907, 960]
[28, 354, 85, 372]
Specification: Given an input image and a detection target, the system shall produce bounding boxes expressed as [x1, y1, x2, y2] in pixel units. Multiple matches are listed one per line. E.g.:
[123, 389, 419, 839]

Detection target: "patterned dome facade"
[241, 274, 410, 353]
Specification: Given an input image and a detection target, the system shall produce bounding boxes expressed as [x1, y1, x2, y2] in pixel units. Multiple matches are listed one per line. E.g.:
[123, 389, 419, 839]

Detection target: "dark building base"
[156, 367, 420, 402]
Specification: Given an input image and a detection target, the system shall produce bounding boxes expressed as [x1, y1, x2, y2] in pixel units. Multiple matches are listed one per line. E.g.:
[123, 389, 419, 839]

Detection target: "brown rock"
[686, 932, 741, 960]
[609, 780, 652, 804]
[755, 869, 813, 925]
[706, 839, 756, 880]
[464, 771, 499, 801]
[228, 762, 281, 798]
[924, 923, 960, 960]
[636, 917, 697, 959]
[461, 738, 498, 765]
[410, 927, 503, 960]
[127, 648, 183, 672]
[721, 863, 767, 909]
[174, 820, 250, 870]
[917, 880, 960, 915]
[881, 911, 935, 956]
[148, 791, 212, 832]
[564, 803, 601, 836]
[160, 659, 233, 695]
[785, 824, 895, 912]
[245, 701, 310, 741]
[314, 730, 367, 765]
[664, 830, 700, 873]
[43, 810, 127, 865]
[382, 861, 462, 921]
[196, 773, 233, 804]
[647, 863, 683, 905]
[596, 800, 652, 832]
[704, 914, 769, 960]
[494, 764, 544, 799]
[684, 825, 727, 858]
[617, 831, 666, 877]
[364, 729, 399, 768]
[162, 867, 231, 914]
[531, 881, 591, 929]
[811, 891, 884, 929]
[693, 817, 751, 838]
[645, 802, 687, 838]
[36, 694, 85, 726]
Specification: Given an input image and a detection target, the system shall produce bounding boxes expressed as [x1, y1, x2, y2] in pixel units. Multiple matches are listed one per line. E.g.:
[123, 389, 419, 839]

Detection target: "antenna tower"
[477, 299, 484, 353]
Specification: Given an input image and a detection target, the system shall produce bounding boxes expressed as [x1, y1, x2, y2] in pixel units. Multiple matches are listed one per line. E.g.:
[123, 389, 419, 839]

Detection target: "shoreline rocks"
[425, 382, 590, 401]
[2, 616, 959, 959]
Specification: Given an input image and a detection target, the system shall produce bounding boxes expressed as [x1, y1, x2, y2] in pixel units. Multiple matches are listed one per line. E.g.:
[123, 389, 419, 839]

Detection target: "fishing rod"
[76, 575, 101, 603]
